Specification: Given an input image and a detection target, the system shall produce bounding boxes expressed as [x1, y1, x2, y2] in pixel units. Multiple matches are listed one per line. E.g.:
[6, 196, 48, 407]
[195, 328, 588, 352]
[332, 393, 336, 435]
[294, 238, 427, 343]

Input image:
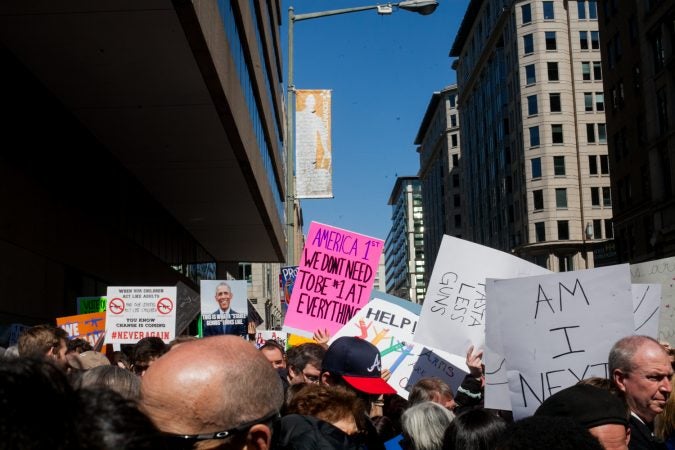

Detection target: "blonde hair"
[655, 376, 675, 440]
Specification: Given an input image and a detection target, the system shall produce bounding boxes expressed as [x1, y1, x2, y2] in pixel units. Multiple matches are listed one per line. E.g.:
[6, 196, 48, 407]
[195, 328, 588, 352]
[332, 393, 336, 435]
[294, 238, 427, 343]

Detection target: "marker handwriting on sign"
[311, 227, 379, 261]
[429, 272, 485, 326]
[534, 279, 590, 319]
[518, 361, 608, 407]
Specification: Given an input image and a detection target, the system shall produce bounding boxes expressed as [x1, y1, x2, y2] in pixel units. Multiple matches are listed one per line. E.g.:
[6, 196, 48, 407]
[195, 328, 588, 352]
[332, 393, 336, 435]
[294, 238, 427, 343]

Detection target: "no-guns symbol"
[157, 298, 174, 315]
[109, 298, 125, 315]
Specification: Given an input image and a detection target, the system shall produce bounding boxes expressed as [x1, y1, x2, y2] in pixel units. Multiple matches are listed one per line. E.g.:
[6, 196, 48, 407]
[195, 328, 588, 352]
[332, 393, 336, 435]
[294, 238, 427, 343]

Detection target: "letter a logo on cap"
[366, 353, 381, 373]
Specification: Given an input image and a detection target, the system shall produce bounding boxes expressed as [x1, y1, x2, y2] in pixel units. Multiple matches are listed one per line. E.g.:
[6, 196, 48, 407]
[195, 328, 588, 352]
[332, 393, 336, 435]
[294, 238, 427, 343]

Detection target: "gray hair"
[401, 401, 454, 450]
[80, 365, 141, 400]
[609, 335, 664, 375]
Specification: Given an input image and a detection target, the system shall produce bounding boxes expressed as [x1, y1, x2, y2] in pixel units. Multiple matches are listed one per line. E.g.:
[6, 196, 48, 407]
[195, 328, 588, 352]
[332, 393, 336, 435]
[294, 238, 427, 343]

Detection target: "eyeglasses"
[162, 410, 280, 444]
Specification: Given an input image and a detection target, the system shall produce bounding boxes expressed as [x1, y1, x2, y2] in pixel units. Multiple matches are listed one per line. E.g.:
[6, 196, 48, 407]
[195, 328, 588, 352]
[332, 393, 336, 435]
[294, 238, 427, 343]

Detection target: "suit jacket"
[203, 308, 247, 337]
[628, 415, 667, 450]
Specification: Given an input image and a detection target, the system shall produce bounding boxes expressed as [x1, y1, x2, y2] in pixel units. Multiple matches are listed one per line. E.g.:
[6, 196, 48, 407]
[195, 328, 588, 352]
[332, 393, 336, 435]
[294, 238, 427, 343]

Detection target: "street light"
[285, 0, 439, 265]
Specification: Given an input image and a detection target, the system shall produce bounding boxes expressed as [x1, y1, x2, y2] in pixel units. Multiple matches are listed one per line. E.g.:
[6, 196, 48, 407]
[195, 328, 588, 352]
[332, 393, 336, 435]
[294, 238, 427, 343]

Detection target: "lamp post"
[285, 0, 438, 265]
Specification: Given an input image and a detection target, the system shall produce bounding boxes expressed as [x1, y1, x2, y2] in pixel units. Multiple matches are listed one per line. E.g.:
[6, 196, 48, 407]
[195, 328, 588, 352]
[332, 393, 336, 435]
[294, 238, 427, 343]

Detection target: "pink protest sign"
[283, 222, 384, 338]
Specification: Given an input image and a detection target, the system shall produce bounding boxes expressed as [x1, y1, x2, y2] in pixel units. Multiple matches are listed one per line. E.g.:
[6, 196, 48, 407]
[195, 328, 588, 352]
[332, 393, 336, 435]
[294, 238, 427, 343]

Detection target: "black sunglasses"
[162, 410, 280, 444]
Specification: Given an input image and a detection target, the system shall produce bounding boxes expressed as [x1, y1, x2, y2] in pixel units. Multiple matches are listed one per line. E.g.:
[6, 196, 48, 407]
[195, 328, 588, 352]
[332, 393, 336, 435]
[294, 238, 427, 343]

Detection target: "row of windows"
[523, 31, 559, 54]
[579, 31, 600, 50]
[523, 61, 601, 85]
[525, 92, 604, 116]
[528, 124, 564, 147]
[529, 154, 609, 179]
[521, 2, 555, 25]
[532, 186, 611, 211]
[590, 186, 612, 207]
[534, 217, 612, 244]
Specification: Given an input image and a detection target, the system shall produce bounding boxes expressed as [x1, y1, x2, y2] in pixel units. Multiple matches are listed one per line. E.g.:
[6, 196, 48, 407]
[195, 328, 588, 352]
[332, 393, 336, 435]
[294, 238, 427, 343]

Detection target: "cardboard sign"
[633, 283, 661, 338]
[631, 257, 675, 345]
[415, 236, 549, 357]
[76, 297, 107, 314]
[255, 330, 288, 349]
[493, 265, 634, 419]
[200, 280, 248, 337]
[283, 222, 383, 337]
[56, 312, 106, 346]
[105, 286, 177, 344]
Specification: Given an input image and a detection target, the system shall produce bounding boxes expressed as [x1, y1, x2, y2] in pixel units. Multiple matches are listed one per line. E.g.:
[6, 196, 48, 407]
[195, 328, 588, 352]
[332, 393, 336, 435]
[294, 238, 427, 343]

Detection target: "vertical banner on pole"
[296, 89, 333, 198]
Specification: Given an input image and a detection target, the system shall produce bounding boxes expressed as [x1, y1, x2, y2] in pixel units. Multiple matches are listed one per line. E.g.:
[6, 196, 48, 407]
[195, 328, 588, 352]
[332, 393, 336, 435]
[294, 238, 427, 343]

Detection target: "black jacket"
[276, 414, 366, 450]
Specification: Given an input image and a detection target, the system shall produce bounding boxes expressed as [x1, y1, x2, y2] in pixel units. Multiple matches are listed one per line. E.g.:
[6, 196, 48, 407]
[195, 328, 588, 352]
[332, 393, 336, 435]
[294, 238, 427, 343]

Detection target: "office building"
[451, 0, 612, 271]
[0, 0, 287, 330]
[385, 177, 425, 302]
[415, 85, 465, 281]
[597, 0, 675, 263]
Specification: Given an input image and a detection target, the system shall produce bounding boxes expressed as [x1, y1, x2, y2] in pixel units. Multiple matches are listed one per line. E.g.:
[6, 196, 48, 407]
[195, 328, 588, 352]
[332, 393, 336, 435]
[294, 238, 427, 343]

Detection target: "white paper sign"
[633, 284, 661, 338]
[494, 265, 633, 419]
[484, 278, 511, 411]
[105, 286, 177, 345]
[631, 257, 675, 345]
[415, 236, 550, 358]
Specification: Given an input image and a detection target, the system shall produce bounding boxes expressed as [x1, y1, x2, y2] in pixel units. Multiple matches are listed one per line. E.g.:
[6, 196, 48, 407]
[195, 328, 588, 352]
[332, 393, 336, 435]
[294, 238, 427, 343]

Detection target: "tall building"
[597, 0, 675, 263]
[451, 0, 613, 271]
[239, 263, 283, 329]
[0, 0, 287, 329]
[385, 177, 425, 303]
[415, 85, 465, 282]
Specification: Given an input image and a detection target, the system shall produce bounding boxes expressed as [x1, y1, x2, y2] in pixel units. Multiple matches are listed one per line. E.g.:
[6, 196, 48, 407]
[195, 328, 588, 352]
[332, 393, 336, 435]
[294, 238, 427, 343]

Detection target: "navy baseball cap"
[322, 336, 396, 395]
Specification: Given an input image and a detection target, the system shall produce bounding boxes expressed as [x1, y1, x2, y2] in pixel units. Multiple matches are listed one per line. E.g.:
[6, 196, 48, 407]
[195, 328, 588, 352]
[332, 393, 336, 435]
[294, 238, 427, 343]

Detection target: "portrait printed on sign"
[200, 280, 248, 338]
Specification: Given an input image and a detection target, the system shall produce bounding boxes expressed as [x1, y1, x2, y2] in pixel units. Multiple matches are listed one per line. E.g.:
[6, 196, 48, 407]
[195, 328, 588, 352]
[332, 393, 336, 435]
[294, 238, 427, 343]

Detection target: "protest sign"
[414, 236, 549, 358]
[633, 284, 661, 339]
[484, 278, 511, 411]
[406, 348, 468, 397]
[631, 257, 675, 345]
[77, 297, 106, 314]
[200, 280, 248, 337]
[8, 323, 29, 346]
[288, 333, 315, 347]
[105, 286, 177, 345]
[56, 312, 105, 346]
[281, 266, 299, 305]
[493, 264, 633, 419]
[283, 222, 383, 337]
[255, 330, 288, 349]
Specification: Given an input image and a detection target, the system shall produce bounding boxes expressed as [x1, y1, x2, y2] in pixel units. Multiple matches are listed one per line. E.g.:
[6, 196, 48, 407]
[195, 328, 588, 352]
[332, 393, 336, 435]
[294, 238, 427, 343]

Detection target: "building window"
[531, 157, 542, 178]
[593, 61, 602, 80]
[580, 31, 589, 50]
[452, 174, 460, 188]
[533, 189, 544, 210]
[530, 126, 540, 147]
[451, 134, 458, 147]
[559, 255, 574, 272]
[556, 188, 568, 208]
[589, 155, 598, 174]
[578, 0, 586, 19]
[558, 221, 570, 240]
[543, 1, 555, 20]
[605, 219, 613, 238]
[598, 123, 607, 143]
[602, 186, 612, 206]
[582, 62, 591, 80]
[450, 114, 457, 127]
[454, 194, 461, 207]
[550, 93, 561, 112]
[449, 94, 456, 108]
[526, 64, 536, 84]
[554, 156, 565, 175]
[584, 93, 593, 111]
[595, 92, 604, 111]
[657, 88, 668, 135]
[524, 34, 534, 54]
[587, 123, 596, 143]
[591, 31, 600, 49]
[545, 31, 557, 50]
[593, 219, 602, 239]
[552, 124, 563, 144]
[588, 0, 597, 19]
[591, 187, 600, 206]
[535, 222, 546, 242]
[600, 155, 609, 174]
[522, 3, 532, 24]
[527, 95, 538, 115]
[452, 153, 459, 167]
[547, 62, 559, 81]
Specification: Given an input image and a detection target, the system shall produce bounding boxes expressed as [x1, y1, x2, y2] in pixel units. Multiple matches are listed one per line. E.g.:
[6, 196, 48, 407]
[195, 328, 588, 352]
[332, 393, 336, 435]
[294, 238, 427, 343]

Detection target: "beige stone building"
[451, 0, 613, 271]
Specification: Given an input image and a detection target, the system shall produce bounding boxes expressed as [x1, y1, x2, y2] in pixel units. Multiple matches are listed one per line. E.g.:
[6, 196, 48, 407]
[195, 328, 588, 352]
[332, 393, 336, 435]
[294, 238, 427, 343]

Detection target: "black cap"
[535, 384, 629, 429]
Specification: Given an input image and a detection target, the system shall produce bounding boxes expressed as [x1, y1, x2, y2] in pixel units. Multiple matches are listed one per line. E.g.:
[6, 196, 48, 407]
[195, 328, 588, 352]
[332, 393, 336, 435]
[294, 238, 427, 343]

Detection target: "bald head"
[140, 336, 283, 436]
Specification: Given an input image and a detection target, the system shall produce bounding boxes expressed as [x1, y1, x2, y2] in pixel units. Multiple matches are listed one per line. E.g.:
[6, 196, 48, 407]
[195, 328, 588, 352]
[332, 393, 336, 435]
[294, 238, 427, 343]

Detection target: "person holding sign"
[203, 282, 247, 338]
[609, 335, 673, 450]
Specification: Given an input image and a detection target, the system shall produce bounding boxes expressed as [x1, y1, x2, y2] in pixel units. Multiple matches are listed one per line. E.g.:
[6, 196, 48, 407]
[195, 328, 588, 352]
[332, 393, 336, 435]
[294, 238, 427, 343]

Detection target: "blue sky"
[284, 0, 470, 241]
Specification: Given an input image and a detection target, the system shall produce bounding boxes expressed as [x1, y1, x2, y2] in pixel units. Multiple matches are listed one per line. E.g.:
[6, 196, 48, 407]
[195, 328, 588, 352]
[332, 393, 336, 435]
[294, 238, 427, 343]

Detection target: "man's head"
[609, 335, 673, 423]
[260, 341, 286, 369]
[140, 335, 283, 450]
[408, 377, 456, 411]
[321, 336, 395, 397]
[18, 324, 68, 369]
[286, 343, 325, 385]
[535, 383, 630, 450]
[215, 282, 233, 312]
[132, 337, 168, 376]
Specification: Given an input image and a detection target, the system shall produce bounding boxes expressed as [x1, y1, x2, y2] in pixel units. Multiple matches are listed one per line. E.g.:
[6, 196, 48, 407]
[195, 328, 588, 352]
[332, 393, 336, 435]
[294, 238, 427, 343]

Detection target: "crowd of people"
[0, 323, 673, 450]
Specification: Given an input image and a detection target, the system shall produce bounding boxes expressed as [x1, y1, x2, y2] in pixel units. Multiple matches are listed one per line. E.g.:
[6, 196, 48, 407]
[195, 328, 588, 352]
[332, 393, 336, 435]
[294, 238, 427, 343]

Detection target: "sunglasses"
[162, 410, 280, 447]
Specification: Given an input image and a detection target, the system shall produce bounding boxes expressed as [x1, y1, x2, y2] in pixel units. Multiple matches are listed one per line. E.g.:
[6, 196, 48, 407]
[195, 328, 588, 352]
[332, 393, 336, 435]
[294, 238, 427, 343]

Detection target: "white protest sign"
[494, 264, 633, 419]
[415, 236, 550, 358]
[633, 284, 661, 339]
[105, 286, 177, 345]
[255, 330, 288, 349]
[631, 257, 675, 345]
[484, 278, 511, 411]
